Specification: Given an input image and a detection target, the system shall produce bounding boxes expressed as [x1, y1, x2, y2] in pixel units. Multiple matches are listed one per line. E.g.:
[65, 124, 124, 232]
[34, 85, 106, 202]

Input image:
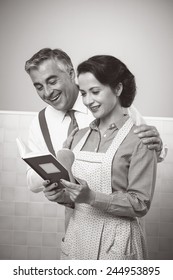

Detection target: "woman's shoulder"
[127, 124, 155, 155]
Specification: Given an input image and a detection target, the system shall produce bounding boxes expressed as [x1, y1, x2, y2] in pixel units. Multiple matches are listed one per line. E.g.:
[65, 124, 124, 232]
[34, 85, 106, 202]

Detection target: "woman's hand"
[43, 180, 65, 202]
[60, 178, 95, 204]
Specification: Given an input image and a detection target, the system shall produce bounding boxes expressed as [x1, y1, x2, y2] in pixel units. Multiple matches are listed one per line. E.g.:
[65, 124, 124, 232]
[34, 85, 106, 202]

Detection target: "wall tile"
[0, 231, 13, 245]
[157, 251, 173, 260]
[2, 115, 19, 129]
[0, 245, 12, 260]
[13, 216, 28, 231]
[159, 223, 173, 238]
[15, 202, 28, 216]
[13, 231, 27, 245]
[41, 246, 58, 260]
[0, 171, 17, 186]
[160, 179, 173, 193]
[162, 120, 173, 135]
[1, 187, 15, 201]
[3, 143, 18, 158]
[4, 129, 19, 143]
[145, 222, 159, 237]
[159, 238, 173, 252]
[16, 158, 27, 174]
[2, 158, 17, 172]
[0, 158, 2, 171]
[0, 216, 13, 230]
[27, 232, 42, 246]
[28, 217, 42, 232]
[165, 148, 173, 164]
[57, 219, 65, 233]
[57, 233, 64, 245]
[0, 143, 3, 156]
[160, 209, 173, 223]
[14, 187, 29, 202]
[28, 203, 43, 217]
[145, 207, 160, 222]
[0, 201, 15, 216]
[160, 193, 173, 209]
[0, 128, 4, 143]
[27, 246, 41, 260]
[19, 115, 35, 129]
[148, 252, 159, 260]
[162, 135, 173, 150]
[147, 237, 159, 253]
[42, 233, 57, 247]
[162, 163, 173, 180]
[12, 245, 27, 260]
[16, 174, 28, 187]
[43, 203, 58, 217]
[151, 192, 160, 208]
[42, 218, 58, 233]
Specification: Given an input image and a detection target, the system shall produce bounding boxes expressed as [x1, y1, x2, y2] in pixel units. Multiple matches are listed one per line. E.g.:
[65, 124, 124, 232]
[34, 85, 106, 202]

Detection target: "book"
[16, 137, 73, 187]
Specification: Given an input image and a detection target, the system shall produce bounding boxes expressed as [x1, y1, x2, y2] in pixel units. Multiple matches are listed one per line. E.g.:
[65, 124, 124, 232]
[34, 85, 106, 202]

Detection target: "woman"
[61, 55, 157, 259]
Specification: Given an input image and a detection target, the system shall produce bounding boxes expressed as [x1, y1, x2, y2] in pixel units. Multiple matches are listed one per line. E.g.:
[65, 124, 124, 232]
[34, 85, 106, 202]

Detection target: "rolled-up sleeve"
[91, 141, 157, 218]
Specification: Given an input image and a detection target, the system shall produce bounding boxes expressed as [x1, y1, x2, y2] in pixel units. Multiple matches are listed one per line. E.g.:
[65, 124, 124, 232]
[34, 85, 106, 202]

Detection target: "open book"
[16, 138, 71, 186]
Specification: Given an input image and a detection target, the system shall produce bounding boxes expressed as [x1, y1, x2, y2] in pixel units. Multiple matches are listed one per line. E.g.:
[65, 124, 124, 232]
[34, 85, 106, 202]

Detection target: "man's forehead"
[30, 58, 67, 76]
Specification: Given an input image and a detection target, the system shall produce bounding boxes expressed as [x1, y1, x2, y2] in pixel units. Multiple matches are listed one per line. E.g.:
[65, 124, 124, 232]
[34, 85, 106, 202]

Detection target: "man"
[25, 48, 165, 201]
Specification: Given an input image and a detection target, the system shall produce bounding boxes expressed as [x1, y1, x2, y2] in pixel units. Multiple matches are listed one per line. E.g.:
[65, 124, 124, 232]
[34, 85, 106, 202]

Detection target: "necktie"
[67, 110, 79, 136]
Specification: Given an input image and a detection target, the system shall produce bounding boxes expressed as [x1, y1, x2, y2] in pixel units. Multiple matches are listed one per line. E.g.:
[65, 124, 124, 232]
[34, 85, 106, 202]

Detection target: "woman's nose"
[84, 94, 94, 106]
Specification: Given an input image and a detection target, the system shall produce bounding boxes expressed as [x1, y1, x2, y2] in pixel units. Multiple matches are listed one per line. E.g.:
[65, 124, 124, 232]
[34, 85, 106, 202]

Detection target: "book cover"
[16, 138, 71, 186]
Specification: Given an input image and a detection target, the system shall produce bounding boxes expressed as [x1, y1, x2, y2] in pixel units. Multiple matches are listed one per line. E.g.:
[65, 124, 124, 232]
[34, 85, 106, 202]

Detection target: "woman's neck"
[99, 107, 124, 134]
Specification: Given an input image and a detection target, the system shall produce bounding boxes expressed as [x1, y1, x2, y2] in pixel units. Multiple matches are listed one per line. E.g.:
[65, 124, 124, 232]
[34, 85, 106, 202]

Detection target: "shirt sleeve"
[91, 141, 157, 218]
[126, 105, 146, 125]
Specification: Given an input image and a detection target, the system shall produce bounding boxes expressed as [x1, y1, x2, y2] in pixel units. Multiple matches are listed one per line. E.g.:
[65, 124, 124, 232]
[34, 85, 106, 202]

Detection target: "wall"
[0, 111, 173, 260]
[0, 111, 64, 259]
[0, 0, 173, 117]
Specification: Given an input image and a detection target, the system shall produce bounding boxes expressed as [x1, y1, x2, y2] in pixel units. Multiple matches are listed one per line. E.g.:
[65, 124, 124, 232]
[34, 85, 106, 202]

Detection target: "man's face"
[29, 59, 77, 111]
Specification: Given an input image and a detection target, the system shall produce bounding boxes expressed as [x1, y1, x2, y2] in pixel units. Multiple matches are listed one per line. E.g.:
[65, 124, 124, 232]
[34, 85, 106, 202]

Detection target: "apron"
[61, 118, 147, 260]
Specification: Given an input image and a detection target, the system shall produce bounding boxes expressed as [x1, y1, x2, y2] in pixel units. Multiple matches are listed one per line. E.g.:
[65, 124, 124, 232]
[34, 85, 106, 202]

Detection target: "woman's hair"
[25, 48, 74, 74]
[77, 55, 136, 107]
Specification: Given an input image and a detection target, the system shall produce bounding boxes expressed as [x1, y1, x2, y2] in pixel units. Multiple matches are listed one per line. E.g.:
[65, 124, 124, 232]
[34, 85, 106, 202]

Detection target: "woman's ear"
[115, 83, 123, 96]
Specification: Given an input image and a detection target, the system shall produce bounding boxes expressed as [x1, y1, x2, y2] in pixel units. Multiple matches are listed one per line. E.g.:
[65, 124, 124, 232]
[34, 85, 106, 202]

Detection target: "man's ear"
[115, 83, 123, 96]
[69, 68, 75, 81]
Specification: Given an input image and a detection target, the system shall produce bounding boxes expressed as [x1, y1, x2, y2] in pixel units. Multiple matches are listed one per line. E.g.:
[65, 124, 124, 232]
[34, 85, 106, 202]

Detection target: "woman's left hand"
[60, 178, 95, 204]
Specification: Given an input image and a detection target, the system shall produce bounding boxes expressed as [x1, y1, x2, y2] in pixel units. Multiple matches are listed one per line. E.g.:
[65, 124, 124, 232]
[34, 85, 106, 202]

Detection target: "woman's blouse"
[71, 115, 157, 218]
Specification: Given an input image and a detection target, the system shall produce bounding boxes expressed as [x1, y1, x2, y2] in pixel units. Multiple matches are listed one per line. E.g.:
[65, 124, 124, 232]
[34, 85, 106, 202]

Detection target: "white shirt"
[26, 94, 155, 192]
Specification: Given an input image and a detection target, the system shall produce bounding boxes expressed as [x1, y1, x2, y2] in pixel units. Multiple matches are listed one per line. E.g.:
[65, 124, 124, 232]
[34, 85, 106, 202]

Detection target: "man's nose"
[44, 85, 53, 97]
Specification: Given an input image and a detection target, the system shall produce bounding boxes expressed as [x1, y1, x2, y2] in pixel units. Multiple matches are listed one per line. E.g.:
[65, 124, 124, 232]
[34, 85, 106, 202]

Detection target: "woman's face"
[78, 72, 121, 121]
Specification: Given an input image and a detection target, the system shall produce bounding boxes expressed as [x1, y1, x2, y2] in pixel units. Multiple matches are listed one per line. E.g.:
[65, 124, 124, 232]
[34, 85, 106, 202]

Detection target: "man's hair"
[77, 55, 136, 108]
[25, 48, 74, 74]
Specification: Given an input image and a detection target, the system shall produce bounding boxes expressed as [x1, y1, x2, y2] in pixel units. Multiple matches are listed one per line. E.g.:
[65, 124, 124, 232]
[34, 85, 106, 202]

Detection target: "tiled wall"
[0, 111, 173, 260]
[0, 111, 65, 260]
[144, 117, 173, 260]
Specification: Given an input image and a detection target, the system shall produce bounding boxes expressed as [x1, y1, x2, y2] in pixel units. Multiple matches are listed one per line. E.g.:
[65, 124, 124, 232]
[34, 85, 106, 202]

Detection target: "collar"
[89, 114, 129, 131]
[46, 91, 88, 123]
